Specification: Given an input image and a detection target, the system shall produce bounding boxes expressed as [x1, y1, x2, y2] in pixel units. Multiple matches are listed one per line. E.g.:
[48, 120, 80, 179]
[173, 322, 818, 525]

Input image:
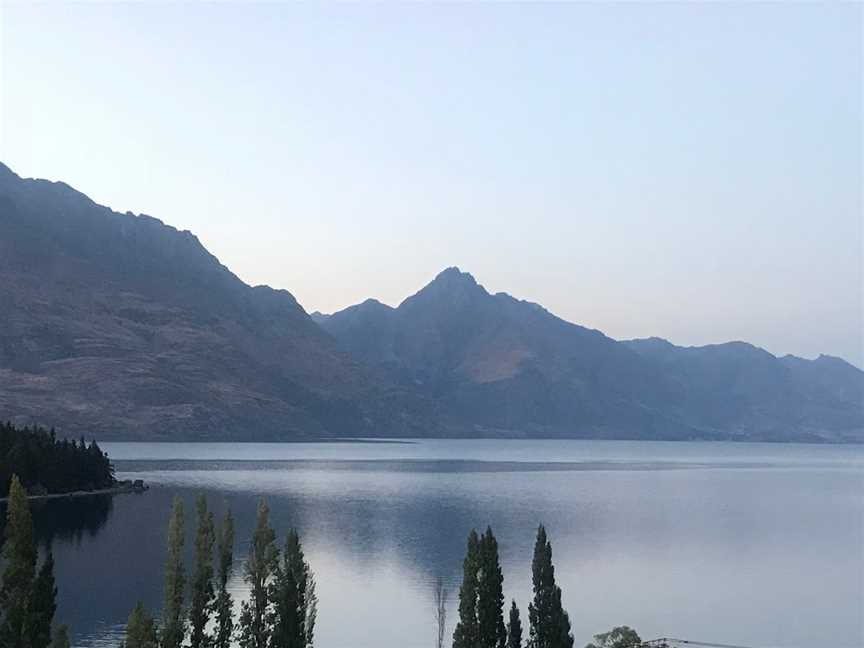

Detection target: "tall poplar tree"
[477, 527, 506, 648]
[238, 499, 277, 648]
[0, 475, 37, 648]
[214, 509, 235, 648]
[507, 601, 523, 648]
[27, 550, 58, 648]
[161, 497, 186, 648]
[122, 601, 159, 648]
[271, 529, 316, 648]
[189, 495, 216, 648]
[452, 529, 480, 648]
[527, 526, 573, 648]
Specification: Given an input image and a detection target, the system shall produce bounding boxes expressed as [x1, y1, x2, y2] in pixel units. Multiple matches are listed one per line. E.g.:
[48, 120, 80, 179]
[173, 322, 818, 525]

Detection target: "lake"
[26, 440, 864, 648]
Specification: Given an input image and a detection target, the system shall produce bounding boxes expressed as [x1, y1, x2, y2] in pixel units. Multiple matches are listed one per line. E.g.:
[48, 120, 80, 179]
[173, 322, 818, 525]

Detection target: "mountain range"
[1, 162, 861, 442]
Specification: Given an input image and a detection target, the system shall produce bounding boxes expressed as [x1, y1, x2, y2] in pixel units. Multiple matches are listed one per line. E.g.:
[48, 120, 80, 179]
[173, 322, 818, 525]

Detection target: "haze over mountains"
[1, 163, 861, 441]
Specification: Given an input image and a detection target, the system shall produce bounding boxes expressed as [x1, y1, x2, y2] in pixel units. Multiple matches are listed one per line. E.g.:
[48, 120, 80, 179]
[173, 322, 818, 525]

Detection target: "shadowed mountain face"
[623, 339, 864, 441]
[317, 270, 864, 442]
[0, 163, 432, 440]
[2, 162, 861, 441]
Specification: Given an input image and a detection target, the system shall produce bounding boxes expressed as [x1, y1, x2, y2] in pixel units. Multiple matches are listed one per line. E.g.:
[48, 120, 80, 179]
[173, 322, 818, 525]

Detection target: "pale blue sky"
[1, 2, 861, 366]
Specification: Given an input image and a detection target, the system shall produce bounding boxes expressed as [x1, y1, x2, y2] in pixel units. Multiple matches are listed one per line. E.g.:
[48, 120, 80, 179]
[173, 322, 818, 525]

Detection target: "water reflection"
[0, 492, 115, 548]
[20, 442, 864, 648]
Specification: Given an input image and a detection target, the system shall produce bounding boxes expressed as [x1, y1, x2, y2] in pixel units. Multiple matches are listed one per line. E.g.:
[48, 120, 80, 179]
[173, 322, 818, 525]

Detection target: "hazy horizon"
[1, 2, 861, 367]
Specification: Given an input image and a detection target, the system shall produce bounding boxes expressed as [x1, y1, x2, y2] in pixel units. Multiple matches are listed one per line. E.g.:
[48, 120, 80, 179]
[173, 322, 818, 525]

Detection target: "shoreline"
[0, 481, 147, 504]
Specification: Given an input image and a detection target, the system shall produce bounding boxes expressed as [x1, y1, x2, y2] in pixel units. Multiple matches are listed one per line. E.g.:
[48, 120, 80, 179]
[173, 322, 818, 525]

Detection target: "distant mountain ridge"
[1, 162, 861, 441]
[317, 268, 864, 442]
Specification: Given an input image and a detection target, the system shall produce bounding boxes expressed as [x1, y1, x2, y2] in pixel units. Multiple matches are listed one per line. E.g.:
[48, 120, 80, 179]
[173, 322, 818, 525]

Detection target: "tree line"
[122, 496, 317, 648]
[1, 477, 646, 648]
[0, 422, 115, 497]
[445, 525, 644, 648]
[128, 498, 641, 648]
[449, 524, 574, 648]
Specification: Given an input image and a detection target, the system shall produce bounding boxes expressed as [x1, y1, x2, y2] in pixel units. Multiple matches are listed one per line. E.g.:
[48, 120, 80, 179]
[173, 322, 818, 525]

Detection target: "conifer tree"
[27, 550, 58, 648]
[0, 475, 37, 648]
[452, 529, 480, 648]
[302, 570, 318, 648]
[271, 529, 316, 648]
[527, 526, 573, 648]
[122, 601, 159, 648]
[214, 509, 235, 648]
[477, 527, 506, 648]
[238, 499, 277, 648]
[161, 497, 186, 648]
[189, 496, 216, 648]
[507, 601, 523, 648]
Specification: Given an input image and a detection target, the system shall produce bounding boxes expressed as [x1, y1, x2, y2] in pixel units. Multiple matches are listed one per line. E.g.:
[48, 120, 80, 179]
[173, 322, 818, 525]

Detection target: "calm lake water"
[25, 440, 864, 648]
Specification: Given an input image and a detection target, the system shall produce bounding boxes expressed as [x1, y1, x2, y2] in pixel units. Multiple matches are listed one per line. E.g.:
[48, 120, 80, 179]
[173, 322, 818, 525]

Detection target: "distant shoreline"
[95, 436, 864, 446]
[0, 481, 147, 504]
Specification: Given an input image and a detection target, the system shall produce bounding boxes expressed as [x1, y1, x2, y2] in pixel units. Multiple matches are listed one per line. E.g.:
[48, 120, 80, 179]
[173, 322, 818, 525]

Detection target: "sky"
[1, 2, 861, 366]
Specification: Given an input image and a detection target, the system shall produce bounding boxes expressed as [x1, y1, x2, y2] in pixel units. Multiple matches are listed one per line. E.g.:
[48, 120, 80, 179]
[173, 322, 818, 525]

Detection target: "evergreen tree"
[0, 475, 37, 648]
[527, 526, 573, 648]
[214, 509, 235, 648]
[477, 527, 506, 648]
[507, 601, 523, 648]
[161, 497, 186, 648]
[302, 570, 317, 648]
[0, 423, 115, 496]
[189, 495, 216, 648]
[27, 551, 58, 648]
[238, 499, 277, 648]
[122, 601, 159, 648]
[270, 529, 316, 648]
[50, 625, 70, 648]
[507, 601, 522, 648]
[452, 529, 481, 648]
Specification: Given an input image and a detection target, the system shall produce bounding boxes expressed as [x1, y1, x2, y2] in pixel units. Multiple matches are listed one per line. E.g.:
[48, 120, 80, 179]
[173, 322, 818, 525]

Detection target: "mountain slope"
[0, 163, 430, 439]
[2, 162, 860, 442]
[624, 338, 864, 441]
[318, 269, 696, 439]
[319, 269, 864, 441]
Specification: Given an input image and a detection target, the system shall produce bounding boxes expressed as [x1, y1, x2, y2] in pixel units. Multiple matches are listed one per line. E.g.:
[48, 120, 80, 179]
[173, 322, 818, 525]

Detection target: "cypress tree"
[527, 526, 573, 648]
[507, 601, 523, 648]
[477, 527, 506, 648]
[214, 509, 235, 648]
[0, 475, 37, 648]
[27, 551, 58, 648]
[161, 497, 186, 648]
[189, 495, 216, 648]
[122, 601, 159, 648]
[238, 499, 277, 648]
[452, 529, 481, 648]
